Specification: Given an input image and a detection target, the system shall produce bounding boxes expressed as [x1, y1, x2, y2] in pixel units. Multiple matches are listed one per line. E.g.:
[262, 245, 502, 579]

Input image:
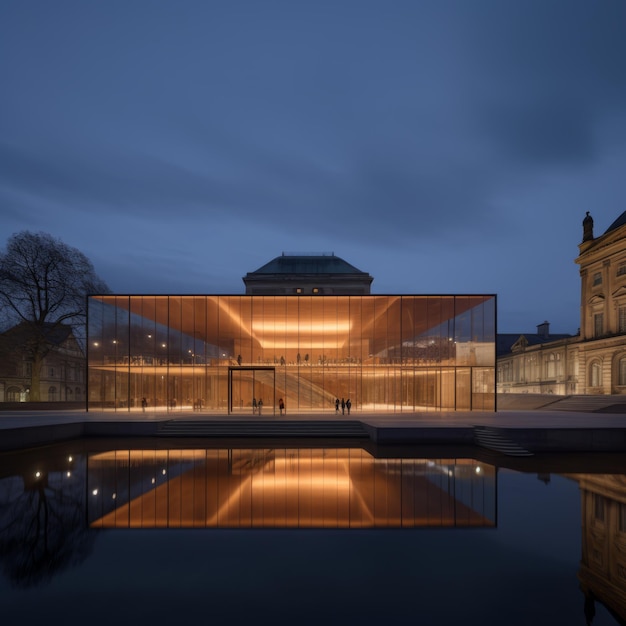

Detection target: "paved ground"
[3, 406, 626, 428]
[3, 406, 626, 453]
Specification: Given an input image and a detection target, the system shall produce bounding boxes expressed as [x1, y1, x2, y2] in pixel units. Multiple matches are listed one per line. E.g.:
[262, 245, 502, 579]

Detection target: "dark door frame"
[228, 366, 276, 415]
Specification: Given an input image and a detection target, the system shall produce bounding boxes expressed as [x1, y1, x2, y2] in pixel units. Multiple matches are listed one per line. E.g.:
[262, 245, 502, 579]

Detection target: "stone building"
[0, 322, 86, 403]
[497, 322, 578, 395]
[498, 210, 626, 395]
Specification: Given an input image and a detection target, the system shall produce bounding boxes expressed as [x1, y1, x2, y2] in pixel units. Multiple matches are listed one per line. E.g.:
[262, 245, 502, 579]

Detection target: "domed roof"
[604, 210, 626, 235]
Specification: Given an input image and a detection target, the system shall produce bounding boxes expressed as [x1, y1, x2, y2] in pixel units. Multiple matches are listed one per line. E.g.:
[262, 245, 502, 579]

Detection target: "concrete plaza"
[2, 395, 626, 454]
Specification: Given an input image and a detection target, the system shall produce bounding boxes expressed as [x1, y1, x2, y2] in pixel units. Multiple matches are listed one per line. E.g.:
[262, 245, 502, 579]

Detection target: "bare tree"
[0, 231, 110, 401]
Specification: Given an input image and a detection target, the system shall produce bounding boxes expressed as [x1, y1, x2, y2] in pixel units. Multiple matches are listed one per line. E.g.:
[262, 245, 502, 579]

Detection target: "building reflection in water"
[86, 448, 496, 529]
[574, 473, 626, 624]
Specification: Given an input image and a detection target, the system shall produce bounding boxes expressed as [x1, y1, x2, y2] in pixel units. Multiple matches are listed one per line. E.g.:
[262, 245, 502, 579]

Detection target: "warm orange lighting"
[251, 321, 351, 334]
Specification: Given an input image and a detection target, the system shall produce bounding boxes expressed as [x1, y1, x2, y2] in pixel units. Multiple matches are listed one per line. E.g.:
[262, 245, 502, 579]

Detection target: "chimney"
[537, 321, 550, 339]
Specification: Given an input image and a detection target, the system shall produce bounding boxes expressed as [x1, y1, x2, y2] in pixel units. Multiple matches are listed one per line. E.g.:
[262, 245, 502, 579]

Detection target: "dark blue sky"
[1, 0, 625, 333]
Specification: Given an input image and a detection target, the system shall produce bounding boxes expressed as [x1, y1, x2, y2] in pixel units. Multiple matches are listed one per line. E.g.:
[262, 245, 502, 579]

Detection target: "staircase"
[498, 393, 626, 413]
[543, 395, 626, 413]
[473, 425, 533, 457]
[157, 419, 370, 439]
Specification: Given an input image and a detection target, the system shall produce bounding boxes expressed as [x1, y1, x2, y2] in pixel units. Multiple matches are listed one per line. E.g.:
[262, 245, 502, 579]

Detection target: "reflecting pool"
[1, 442, 625, 625]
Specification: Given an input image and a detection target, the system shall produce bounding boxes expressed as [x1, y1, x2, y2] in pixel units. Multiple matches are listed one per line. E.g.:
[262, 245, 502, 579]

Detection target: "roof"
[1, 322, 75, 346]
[604, 210, 626, 235]
[246, 253, 369, 276]
[497, 332, 575, 357]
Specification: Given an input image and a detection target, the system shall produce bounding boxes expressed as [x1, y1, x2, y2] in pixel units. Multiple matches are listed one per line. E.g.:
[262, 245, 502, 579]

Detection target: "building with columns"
[498, 210, 626, 395]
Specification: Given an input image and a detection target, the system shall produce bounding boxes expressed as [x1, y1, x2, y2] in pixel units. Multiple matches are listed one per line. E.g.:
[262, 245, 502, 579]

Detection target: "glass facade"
[87, 294, 496, 414]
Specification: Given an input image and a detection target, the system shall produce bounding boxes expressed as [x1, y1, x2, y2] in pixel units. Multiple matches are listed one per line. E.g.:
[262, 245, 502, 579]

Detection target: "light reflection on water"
[0, 442, 624, 626]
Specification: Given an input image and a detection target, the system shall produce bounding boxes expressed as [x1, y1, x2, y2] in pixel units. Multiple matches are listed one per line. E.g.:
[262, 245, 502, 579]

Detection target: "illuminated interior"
[86, 448, 497, 529]
[87, 294, 496, 413]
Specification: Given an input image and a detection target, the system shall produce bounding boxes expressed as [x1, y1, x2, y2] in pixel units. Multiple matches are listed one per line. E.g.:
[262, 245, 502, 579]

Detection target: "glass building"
[87, 294, 496, 414]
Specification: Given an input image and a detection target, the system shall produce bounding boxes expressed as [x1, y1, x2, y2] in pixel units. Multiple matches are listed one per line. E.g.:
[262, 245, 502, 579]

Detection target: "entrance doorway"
[228, 367, 276, 415]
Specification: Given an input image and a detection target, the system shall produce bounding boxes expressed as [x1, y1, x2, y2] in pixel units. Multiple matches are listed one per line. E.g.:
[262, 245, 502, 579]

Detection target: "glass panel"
[456, 368, 471, 410]
[87, 294, 496, 414]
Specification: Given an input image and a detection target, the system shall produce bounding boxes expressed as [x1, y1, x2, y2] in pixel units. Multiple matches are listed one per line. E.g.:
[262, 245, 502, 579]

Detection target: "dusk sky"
[1, 1, 625, 334]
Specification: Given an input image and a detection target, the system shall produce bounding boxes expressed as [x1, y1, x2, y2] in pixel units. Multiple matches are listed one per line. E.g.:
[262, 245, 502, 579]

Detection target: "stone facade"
[0, 323, 86, 403]
[498, 210, 626, 395]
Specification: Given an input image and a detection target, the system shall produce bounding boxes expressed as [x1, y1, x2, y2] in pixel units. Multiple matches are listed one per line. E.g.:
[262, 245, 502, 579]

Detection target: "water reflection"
[0, 451, 94, 588]
[2, 443, 626, 624]
[86, 448, 496, 529]
[572, 473, 626, 624]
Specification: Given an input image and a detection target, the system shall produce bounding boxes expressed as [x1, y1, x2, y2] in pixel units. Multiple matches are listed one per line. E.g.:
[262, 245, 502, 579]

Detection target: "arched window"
[48, 386, 58, 401]
[6, 386, 21, 402]
[546, 353, 556, 379]
[590, 362, 601, 388]
[619, 358, 626, 386]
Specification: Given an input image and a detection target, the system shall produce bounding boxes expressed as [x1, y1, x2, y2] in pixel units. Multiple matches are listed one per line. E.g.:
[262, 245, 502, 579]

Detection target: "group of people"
[334, 397, 351, 415]
[252, 397, 286, 415]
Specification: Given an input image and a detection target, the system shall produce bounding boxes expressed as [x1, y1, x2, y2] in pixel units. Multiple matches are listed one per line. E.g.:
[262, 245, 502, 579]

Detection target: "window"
[594, 313, 604, 337]
[545, 353, 556, 379]
[620, 307, 626, 333]
[594, 494, 606, 522]
[619, 358, 626, 386]
[618, 262, 626, 277]
[593, 272, 602, 286]
[6, 387, 21, 402]
[499, 362, 512, 383]
[312, 288, 319, 294]
[590, 361, 601, 387]
[295, 288, 302, 294]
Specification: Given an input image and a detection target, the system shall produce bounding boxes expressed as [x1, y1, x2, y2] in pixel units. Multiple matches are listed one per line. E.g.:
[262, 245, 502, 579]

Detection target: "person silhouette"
[252, 397, 257, 414]
[279, 398, 285, 415]
[335, 398, 340, 414]
[341, 398, 346, 415]
[346, 398, 351, 415]
[258, 398, 263, 415]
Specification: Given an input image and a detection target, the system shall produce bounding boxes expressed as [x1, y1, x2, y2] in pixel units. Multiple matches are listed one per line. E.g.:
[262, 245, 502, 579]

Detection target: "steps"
[473, 425, 533, 457]
[499, 393, 626, 413]
[157, 419, 370, 439]
[544, 395, 626, 413]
